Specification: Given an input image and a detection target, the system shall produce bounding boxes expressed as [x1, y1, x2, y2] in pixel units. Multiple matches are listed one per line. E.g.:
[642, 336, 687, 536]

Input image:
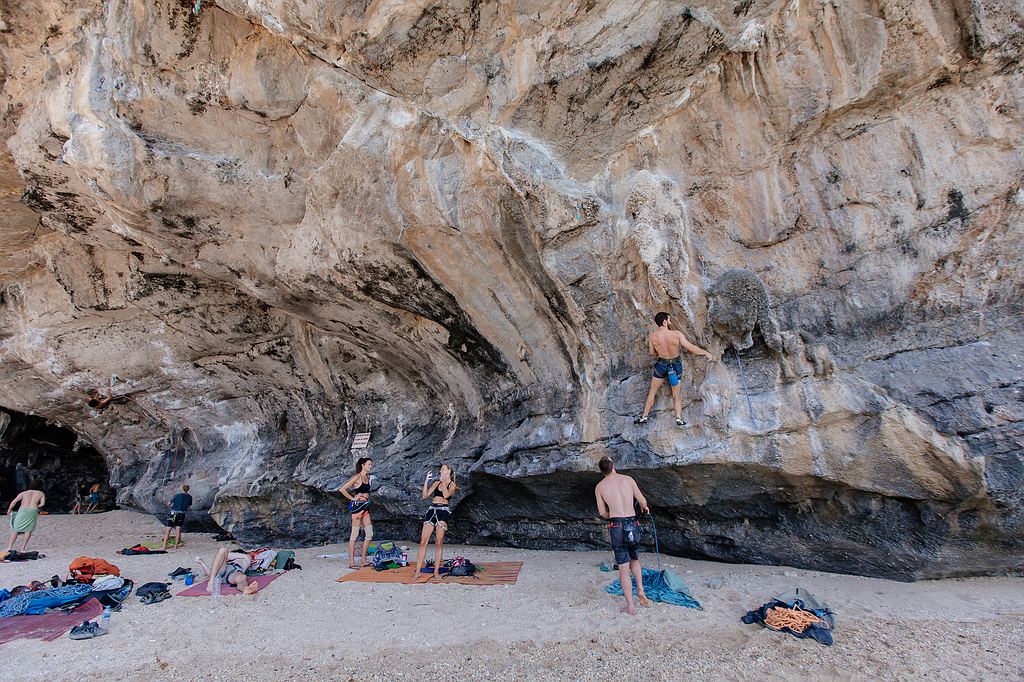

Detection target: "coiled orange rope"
[764, 606, 828, 632]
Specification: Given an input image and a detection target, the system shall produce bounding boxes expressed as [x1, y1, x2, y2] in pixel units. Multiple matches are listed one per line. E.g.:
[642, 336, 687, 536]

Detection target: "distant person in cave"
[634, 311, 715, 427]
[594, 456, 650, 616]
[85, 483, 102, 513]
[339, 458, 374, 569]
[414, 464, 457, 581]
[71, 482, 86, 514]
[6, 479, 45, 553]
[161, 484, 193, 550]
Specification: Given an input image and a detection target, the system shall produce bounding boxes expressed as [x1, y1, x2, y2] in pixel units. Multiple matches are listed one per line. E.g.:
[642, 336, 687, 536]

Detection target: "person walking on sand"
[6, 479, 45, 552]
[85, 483, 101, 513]
[414, 464, 457, 582]
[595, 456, 650, 616]
[71, 482, 86, 514]
[195, 548, 260, 595]
[635, 311, 714, 427]
[161, 484, 193, 550]
[339, 457, 374, 569]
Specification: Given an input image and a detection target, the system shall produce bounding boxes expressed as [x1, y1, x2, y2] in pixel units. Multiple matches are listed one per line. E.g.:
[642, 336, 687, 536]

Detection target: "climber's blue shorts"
[653, 357, 682, 380]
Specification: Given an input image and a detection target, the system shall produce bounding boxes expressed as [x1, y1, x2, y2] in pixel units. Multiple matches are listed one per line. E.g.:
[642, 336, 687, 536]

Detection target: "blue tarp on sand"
[606, 567, 702, 609]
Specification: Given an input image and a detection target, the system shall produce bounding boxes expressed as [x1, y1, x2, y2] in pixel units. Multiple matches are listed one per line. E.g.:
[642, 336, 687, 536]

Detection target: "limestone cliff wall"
[0, 0, 1021, 579]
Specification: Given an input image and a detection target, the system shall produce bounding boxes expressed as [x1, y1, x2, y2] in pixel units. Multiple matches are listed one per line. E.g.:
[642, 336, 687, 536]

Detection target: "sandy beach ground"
[3, 511, 1022, 681]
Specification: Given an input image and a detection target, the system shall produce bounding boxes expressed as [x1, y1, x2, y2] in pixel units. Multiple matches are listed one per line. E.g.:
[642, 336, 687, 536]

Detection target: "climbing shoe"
[634, 416, 648, 424]
[69, 621, 107, 640]
[168, 567, 191, 579]
[675, 418, 687, 427]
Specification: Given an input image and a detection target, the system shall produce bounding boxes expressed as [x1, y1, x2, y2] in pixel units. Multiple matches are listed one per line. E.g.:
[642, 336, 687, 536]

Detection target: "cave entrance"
[0, 408, 110, 512]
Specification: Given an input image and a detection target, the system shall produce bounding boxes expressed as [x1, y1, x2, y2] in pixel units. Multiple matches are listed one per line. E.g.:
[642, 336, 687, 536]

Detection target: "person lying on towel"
[195, 548, 260, 595]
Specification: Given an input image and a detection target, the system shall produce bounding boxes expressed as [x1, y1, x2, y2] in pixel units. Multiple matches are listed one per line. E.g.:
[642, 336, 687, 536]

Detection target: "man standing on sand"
[161, 484, 193, 550]
[635, 311, 714, 427]
[595, 456, 650, 616]
[6, 479, 45, 552]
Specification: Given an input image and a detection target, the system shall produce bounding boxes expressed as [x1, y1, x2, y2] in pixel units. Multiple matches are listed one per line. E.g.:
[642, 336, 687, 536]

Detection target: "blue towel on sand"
[606, 568, 702, 609]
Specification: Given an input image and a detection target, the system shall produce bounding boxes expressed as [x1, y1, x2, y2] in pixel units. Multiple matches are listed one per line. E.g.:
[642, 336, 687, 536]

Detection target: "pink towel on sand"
[177, 572, 281, 597]
[0, 598, 103, 646]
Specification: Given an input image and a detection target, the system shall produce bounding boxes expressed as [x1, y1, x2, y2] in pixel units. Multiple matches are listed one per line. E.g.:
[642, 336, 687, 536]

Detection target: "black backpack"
[447, 557, 477, 577]
[136, 581, 170, 597]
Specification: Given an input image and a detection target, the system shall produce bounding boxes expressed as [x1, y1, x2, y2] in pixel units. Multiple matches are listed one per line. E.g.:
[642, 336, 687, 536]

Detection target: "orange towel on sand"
[336, 562, 523, 586]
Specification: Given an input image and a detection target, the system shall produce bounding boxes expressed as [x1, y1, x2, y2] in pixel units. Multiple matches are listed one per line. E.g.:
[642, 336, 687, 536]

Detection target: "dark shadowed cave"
[0, 408, 110, 512]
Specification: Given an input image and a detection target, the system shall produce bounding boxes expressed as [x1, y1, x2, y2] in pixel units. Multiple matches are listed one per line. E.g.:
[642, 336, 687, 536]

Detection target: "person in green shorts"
[6, 479, 45, 552]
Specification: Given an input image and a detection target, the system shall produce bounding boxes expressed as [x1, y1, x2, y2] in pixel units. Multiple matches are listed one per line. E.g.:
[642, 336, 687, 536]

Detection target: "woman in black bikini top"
[340, 457, 374, 569]
[414, 464, 457, 581]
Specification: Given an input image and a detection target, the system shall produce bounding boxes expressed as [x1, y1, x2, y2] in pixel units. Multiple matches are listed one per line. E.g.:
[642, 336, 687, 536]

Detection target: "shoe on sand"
[634, 416, 648, 424]
[675, 418, 687, 427]
[69, 621, 107, 640]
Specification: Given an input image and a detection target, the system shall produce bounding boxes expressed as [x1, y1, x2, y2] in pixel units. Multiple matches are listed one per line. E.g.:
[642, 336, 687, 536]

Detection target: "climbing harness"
[734, 348, 758, 429]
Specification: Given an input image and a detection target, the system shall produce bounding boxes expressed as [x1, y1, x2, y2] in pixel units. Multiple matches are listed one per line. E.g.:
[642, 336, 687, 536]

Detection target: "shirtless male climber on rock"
[595, 456, 650, 616]
[635, 311, 714, 427]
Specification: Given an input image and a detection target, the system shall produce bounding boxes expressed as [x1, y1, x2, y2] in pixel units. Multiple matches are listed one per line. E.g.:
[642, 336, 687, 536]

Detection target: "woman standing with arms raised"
[340, 457, 374, 569]
[414, 464, 457, 581]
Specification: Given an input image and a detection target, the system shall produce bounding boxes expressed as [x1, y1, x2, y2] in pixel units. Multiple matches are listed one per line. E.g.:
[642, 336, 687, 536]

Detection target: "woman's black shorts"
[422, 506, 451, 526]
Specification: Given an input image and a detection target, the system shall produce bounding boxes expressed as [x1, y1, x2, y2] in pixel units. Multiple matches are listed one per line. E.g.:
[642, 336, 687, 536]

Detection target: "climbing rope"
[192, 0, 202, 15]
[646, 511, 661, 572]
[167, 425, 185, 481]
[602, 209, 618, 459]
[734, 347, 758, 429]
[764, 606, 828, 632]
[606, 286, 615, 457]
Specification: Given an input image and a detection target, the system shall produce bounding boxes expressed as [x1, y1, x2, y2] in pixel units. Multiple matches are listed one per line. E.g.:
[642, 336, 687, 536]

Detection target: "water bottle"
[100, 606, 111, 631]
[212, 574, 222, 598]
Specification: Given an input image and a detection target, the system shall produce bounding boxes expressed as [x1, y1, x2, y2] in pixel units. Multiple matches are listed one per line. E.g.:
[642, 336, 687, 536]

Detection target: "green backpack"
[272, 550, 295, 570]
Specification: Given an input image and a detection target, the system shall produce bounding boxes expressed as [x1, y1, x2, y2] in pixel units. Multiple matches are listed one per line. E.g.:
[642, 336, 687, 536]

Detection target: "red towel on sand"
[177, 573, 281, 597]
[0, 598, 103, 646]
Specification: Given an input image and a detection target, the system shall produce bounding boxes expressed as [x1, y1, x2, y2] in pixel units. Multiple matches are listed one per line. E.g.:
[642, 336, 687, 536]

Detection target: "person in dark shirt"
[161, 484, 193, 550]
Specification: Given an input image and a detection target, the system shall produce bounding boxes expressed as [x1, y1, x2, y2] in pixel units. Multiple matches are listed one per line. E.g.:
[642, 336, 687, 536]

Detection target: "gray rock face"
[0, 0, 1022, 580]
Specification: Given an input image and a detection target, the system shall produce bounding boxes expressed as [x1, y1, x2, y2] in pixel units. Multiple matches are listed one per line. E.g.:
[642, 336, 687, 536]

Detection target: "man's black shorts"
[608, 516, 640, 565]
[167, 512, 186, 528]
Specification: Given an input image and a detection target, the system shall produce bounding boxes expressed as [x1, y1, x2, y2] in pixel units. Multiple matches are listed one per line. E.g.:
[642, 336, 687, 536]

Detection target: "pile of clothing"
[741, 587, 835, 646]
[66, 557, 135, 610]
[0, 549, 43, 562]
[242, 549, 297, 574]
[418, 556, 477, 577]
